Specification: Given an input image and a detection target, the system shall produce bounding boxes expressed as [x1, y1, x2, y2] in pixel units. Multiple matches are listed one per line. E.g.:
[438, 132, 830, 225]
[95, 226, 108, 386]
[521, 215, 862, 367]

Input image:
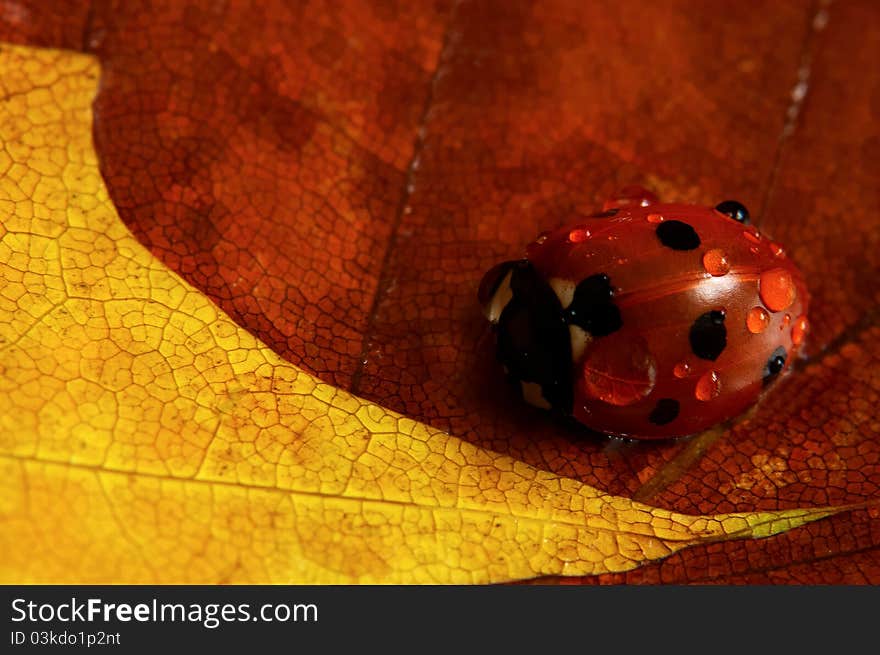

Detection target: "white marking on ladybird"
[521, 381, 552, 410]
[569, 324, 592, 362]
[549, 277, 576, 309]
[484, 271, 514, 323]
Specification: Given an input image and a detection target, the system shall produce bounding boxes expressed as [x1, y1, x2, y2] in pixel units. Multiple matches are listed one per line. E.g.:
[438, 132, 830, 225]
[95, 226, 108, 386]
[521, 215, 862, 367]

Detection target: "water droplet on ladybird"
[673, 361, 691, 378]
[647, 213, 664, 223]
[792, 314, 809, 346]
[616, 257, 628, 265]
[759, 268, 796, 312]
[568, 228, 590, 243]
[781, 314, 792, 332]
[749, 246, 760, 255]
[770, 241, 786, 258]
[603, 185, 658, 211]
[702, 249, 731, 276]
[746, 307, 770, 334]
[534, 231, 550, 245]
[743, 230, 761, 244]
[581, 334, 656, 406]
[695, 370, 722, 401]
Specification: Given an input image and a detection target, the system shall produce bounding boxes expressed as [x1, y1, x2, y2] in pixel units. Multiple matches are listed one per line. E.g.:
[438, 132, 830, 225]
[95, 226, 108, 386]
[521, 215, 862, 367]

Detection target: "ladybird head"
[478, 259, 575, 414]
[478, 260, 518, 322]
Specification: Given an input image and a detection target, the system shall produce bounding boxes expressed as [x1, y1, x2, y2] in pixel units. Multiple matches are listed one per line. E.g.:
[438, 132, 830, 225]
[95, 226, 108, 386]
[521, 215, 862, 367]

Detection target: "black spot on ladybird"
[762, 346, 787, 386]
[564, 273, 622, 337]
[689, 310, 727, 360]
[655, 220, 701, 250]
[649, 398, 680, 425]
[715, 200, 751, 225]
[496, 261, 573, 413]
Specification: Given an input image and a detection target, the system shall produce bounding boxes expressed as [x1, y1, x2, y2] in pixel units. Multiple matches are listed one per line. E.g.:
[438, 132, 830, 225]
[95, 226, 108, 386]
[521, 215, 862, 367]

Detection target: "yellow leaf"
[0, 43, 855, 584]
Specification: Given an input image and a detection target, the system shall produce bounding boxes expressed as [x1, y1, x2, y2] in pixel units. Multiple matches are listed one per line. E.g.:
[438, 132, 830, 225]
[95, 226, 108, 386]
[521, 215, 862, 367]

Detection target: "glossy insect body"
[478, 191, 809, 439]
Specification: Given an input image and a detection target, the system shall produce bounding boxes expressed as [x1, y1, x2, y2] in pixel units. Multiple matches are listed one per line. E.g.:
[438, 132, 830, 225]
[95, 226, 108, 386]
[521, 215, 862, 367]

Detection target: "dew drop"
[695, 370, 722, 401]
[673, 361, 691, 378]
[581, 334, 656, 406]
[702, 249, 731, 276]
[603, 185, 658, 210]
[743, 230, 761, 244]
[746, 306, 770, 334]
[759, 267, 796, 311]
[792, 314, 809, 346]
[647, 213, 664, 223]
[749, 246, 760, 255]
[534, 231, 550, 245]
[568, 228, 590, 243]
[782, 314, 792, 329]
[770, 241, 786, 258]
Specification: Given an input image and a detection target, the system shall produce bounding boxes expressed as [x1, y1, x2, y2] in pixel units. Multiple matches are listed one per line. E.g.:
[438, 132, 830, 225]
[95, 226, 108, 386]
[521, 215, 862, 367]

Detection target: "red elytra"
[479, 189, 809, 439]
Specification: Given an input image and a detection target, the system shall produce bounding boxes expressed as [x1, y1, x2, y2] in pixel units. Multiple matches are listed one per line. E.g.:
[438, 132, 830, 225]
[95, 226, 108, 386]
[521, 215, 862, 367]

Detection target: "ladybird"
[478, 187, 809, 439]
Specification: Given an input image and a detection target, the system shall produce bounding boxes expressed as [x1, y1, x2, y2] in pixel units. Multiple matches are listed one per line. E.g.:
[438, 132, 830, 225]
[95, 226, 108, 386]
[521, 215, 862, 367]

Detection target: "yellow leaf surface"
[0, 43, 855, 584]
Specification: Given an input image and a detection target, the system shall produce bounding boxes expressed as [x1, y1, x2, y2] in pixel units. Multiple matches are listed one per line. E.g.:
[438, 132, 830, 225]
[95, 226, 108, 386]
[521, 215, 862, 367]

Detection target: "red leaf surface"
[3, 0, 878, 583]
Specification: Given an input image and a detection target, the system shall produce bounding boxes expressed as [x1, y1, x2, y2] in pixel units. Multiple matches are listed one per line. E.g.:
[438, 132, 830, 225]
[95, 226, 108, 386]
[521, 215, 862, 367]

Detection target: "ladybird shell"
[480, 201, 808, 439]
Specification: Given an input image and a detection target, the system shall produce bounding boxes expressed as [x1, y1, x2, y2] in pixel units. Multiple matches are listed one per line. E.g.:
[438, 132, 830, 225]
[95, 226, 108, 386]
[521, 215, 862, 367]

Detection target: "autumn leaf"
[1, 43, 866, 584]
[1, 0, 879, 583]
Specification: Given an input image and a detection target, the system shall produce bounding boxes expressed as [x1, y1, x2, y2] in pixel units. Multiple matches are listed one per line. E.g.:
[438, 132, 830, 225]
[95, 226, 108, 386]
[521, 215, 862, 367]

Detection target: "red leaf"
[4, 0, 878, 582]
